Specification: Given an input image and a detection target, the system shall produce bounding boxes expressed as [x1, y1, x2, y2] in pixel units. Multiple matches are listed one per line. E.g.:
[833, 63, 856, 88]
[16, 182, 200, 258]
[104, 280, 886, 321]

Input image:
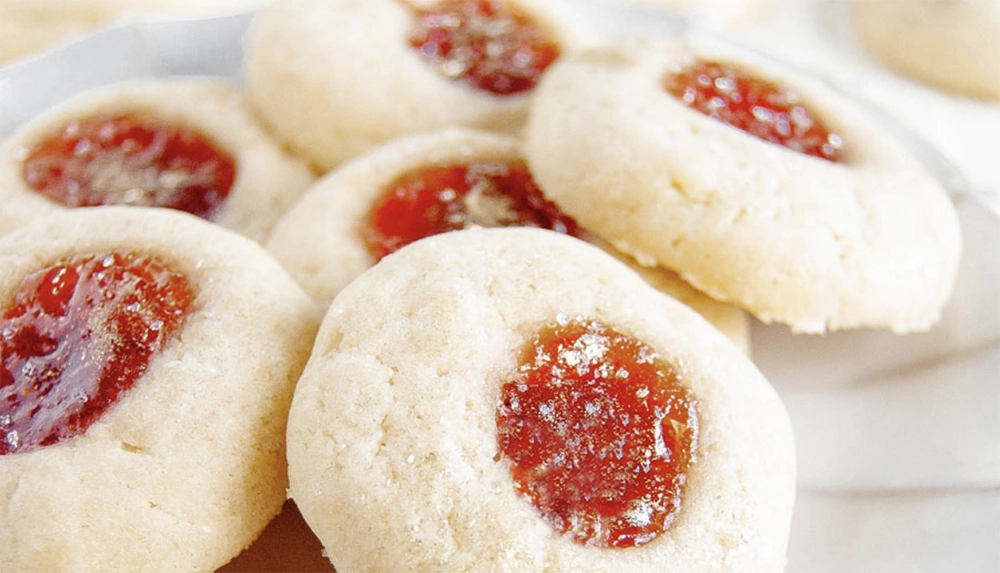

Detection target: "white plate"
[1, 3, 998, 572]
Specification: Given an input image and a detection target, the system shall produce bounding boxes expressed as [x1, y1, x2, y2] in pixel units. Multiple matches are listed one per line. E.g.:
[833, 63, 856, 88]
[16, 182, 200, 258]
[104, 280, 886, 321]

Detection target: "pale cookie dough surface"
[0, 207, 319, 573]
[266, 128, 748, 350]
[0, 0, 270, 64]
[0, 78, 316, 243]
[613, 0, 774, 28]
[287, 227, 795, 573]
[244, 0, 594, 173]
[854, 0, 1000, 101]
[525, 38, 963, 334]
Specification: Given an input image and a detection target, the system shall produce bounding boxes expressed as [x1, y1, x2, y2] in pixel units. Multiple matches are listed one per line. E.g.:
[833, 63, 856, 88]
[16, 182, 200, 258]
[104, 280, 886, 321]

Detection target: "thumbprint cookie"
[0, 207, 319, 573]
[286, 227, 795, 573]
[244, 0, 594, 173]
[266, 128, 748, 350]
[525, 38, 962, 333]
[0, 78, 316, 242]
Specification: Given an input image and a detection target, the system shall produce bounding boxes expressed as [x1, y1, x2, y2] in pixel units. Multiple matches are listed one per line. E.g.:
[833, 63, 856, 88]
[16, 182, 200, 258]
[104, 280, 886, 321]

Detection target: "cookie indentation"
[22, 114, 236, 219]
[496, 317, 698, 548]
[664, 59, 843, 162]
[1, 252, 193, 455]
[364, 160, 582, 259]
[409, 0, 560, 95]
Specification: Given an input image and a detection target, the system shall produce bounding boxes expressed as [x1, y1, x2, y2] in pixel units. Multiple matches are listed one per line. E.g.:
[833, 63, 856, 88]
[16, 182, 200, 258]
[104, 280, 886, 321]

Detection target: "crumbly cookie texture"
[0, 0, 270, 64]
[854, 0, 1000, 101]
[287, 227, 795, 573]
[0, 207, 320, 573]
[524, 38, 962, 334]
[613, 0, 774, 28]
[0, 78, 316, 243]
[244, 0, 595, 173]
[266, 127, 748, 350]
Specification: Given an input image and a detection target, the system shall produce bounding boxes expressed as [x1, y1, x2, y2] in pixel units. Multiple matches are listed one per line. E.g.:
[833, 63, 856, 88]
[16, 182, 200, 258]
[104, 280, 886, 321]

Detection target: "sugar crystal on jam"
[409, 0, 560, 95]
[22, 114, 236, 218]
[664, 59, 844, 162]
[496, 318, 698, 547]
[364, 160, 582, 260]
[1, 252, 194, 455]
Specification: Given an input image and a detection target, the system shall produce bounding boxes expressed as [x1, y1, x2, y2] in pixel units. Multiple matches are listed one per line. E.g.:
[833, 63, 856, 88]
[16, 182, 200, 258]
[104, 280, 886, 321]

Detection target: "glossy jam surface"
[1, 253, 194, 455]
[496, 318, 698, 548]
[664, 59, 844, 162]
[22, 114, 236, 218]
[409, 0, 560, 95]
[364, 160, 582, 260]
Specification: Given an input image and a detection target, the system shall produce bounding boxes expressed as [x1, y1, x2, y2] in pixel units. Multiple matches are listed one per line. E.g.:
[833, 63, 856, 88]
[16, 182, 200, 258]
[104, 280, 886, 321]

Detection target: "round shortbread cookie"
[854, 0, 1000, 101]
[244, 0, 594, 173]
[0, 78, 316, 243]
[266, 127, 748, 350]
[524, 38, 963, 334]
[613, 0, 774, 28]
[0, 207, 319, 573]
[287, 227, 795, 572]
[0, 0, 270, 64]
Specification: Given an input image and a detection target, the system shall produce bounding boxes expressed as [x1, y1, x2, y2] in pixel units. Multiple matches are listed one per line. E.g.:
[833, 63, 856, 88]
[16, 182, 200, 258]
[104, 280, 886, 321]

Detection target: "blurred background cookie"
[853, 0, 1000, 101]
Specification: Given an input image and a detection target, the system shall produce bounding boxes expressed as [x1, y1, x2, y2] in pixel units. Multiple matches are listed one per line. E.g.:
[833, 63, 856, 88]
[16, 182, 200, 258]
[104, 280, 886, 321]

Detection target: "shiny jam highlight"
[22, 114, 236, 218]
[664, 59, 844, 162]
[409, 0, 560, 95]
[1, 252, 194, 455]
[364, 160, 582, 260]
[496, 318, 698, 547]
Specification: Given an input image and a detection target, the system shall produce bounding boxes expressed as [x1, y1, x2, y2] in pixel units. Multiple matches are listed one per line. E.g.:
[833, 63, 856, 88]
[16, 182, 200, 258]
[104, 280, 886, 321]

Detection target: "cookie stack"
[0, 0, 963, 571]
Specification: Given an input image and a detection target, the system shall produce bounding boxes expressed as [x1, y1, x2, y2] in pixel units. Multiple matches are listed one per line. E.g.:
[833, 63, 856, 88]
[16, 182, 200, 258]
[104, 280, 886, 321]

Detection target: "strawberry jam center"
[22, 114, 236, 218]
[1, 252, 194, 455]
[364, 160, 582, 260]
[409, 0, 560, 95]
[496, 318, 698, 548]
[664, 59, 844, 162]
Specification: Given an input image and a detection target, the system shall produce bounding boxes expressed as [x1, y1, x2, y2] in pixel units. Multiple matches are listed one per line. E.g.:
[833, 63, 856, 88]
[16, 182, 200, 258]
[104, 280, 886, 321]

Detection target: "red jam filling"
[496, 318, 698, 548]
[0, 252, 194, 455]
[22, 114, 236, 218]
[408, 0, 560, 95]
[664, 59, 844, 162]
[364, 160, 582, 260]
